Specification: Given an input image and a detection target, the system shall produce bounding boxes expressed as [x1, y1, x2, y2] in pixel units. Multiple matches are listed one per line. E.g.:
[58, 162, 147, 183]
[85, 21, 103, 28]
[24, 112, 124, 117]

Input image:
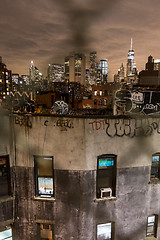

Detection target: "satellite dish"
[52, 101, 69, 114]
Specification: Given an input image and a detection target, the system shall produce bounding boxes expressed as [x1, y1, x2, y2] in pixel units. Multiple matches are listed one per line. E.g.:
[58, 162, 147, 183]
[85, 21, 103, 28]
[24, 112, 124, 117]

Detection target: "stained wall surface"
[1, 114, 160, 239]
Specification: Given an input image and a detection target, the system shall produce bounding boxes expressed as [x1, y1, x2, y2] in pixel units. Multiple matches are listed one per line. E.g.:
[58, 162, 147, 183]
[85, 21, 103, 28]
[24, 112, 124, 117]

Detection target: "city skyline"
[1, 0, 160, 80]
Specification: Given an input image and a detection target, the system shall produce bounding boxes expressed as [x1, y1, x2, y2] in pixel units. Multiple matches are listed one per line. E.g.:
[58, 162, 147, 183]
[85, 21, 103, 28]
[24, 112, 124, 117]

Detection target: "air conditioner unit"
[100, 188, 112, 198]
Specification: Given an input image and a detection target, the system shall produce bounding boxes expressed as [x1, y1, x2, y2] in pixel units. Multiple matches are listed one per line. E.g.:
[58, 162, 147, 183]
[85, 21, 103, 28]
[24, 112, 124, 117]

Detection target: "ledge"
[146, 237, 157, 240]
[94, 197, 117, 202]
[0, 196, 14, 203]
[0, 219, 14, 227]
[35, 219, 55, 224]
[33, 196, 55, 202]
[149, 180, 160, 184]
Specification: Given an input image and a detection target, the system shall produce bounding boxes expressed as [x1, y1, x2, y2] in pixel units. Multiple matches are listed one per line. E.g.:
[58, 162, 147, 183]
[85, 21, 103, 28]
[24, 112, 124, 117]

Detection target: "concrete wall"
[1, 114, 160, 239]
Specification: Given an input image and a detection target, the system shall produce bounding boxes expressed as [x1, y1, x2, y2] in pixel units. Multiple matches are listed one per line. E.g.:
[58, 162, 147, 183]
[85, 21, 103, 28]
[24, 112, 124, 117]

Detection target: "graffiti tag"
[89, 120, 105, 131]
[15, 115, 32, 128]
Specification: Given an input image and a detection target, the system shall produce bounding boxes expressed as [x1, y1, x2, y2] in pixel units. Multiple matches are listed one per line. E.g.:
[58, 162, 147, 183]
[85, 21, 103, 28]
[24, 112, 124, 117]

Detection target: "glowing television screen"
[98, 158, 114, 168]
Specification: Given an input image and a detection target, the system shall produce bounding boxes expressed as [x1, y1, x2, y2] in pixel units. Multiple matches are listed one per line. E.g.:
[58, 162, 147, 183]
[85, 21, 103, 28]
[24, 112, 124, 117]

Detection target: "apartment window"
[39, 224, 53, 240]
[97, 155, 116, 198]
[0, 226, 12, 239]
[151, 154, 160, 180]
[97, 222, 113, 240]
[99, 90, 103, 96]
[34, 156, 54, 197]
[146, 215, 158, 238]
[0, 155, 11, 197]
[94, 90, 97, 96]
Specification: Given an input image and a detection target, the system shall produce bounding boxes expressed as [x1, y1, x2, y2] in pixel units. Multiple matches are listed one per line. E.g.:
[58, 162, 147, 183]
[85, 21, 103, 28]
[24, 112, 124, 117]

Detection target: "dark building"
[139, 56, 160, 86]
[0, 56, 12, 102]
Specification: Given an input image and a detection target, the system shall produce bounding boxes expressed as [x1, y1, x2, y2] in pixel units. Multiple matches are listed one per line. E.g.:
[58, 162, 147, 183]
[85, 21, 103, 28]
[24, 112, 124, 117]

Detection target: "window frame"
[96, 154, 117, 199]
[0, 155, 11, 197]
[96, 222, 114, 240]
[34, 155, 54, 198]
[151, 153, 160, 181]
[146, 214, 158, 238]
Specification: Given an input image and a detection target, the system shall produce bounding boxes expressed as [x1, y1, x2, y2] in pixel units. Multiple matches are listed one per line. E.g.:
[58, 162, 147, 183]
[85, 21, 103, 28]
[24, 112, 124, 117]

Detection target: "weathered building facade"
[0, 113, 160, 239]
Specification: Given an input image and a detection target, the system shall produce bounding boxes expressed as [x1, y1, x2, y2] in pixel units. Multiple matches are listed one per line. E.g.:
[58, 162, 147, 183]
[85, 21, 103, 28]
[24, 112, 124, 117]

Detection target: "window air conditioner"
[100, 188, 112, 198]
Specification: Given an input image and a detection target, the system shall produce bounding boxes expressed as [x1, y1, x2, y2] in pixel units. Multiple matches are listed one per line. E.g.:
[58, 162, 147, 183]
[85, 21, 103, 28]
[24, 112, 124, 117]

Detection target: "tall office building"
[0, 56, 12, 101]
[47, 64, 64, 83]
[97, 59, 108, 85]
[114, 63, 125, 83]
[29, 61, 43, 89]
[126, 39, 138, 84]
[64, 52, 86, 85]
[21, 75, 30, 85]
[89, 52, 97, 85]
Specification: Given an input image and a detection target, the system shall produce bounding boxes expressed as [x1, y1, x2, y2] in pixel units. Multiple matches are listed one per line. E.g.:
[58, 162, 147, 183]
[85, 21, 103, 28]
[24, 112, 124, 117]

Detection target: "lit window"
[39, 223, 53, 240]
[0, 156, 11, 197]
[7, 92, 9, 95]
[97, 155, 116, 199]
[151, 153, 160, 180]
[0, 226, 12, 240]
[146, 215, 158, 238]
[97, 222, 113, 240]
[34, 156, 54, 197]
[6, 80, 8, 83]
[99, 90, 102, 96]
[94, 90, 97, 96]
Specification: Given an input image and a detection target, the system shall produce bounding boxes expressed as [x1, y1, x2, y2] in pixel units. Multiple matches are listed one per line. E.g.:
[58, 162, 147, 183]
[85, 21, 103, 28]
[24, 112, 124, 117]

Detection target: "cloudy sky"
[0, 0, 160, 81]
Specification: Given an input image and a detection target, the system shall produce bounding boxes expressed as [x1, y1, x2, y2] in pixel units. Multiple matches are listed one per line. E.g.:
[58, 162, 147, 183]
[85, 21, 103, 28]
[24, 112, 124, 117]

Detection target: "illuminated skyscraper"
[47, 64, 64, 83]
[126, 39, 138, 84]
[0, 56, 12, 101]
[89, 52, 97, 85]
[64, 52, 86, 85]
[97, 59, 108, 85]
[29, 61, 43, 89]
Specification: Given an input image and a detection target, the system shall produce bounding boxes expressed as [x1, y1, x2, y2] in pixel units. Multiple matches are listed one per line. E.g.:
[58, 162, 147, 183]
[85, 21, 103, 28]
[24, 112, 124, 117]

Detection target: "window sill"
[0, 196, 14, 203]
[94, 197, 117, 202]
[149, 179, 160, 184]
[33, 196, 55, 202]
[146, 237, 157, 240]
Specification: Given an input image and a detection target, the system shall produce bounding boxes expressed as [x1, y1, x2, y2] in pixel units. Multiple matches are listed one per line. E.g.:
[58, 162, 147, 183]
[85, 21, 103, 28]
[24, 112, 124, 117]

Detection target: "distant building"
[12, 73, 19, 85]
[29, 61, 43, 89]
[126, 39, 138, 84]
[154, 59, 160, 71]
[139, 55, 160, 86]
[114, 63, 125, 83]
[97, 59, 108, 85]
[47, 64, 64, 83]
[64, 52, 86, 85]
[0, 56, 12, 101]
[89, 52, 97, 85]
[21, 75, 30, 85]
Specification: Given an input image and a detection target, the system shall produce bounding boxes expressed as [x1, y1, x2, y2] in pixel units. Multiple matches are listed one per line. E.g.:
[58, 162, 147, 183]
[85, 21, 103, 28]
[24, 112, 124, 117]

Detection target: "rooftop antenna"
[131, 38, 133, 50]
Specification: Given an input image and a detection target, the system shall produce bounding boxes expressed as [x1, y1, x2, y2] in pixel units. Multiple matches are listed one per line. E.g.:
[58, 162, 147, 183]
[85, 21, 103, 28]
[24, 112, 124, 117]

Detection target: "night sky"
[1, 0, 160, 81]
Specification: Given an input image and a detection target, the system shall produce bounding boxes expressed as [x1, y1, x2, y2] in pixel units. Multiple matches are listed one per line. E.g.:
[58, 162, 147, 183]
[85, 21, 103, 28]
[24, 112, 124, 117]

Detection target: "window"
[97, 222, 113, 240]
[0, 155, 11, 197]
[39, 224, 53, 240]
[34, 156, 54, 197]
[0, 226, 12, 239]
[94, 90, 97, 96]
[99, 90, 103, 96]
[146, 215, 158, 238]
[97, 155, 116, 199]
[151, 154, 160, 180]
